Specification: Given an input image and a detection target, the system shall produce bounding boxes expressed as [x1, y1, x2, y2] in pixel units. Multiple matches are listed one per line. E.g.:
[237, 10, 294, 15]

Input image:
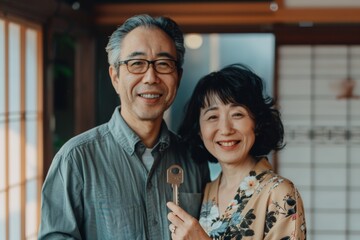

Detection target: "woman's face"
[199, 97, 255, 165]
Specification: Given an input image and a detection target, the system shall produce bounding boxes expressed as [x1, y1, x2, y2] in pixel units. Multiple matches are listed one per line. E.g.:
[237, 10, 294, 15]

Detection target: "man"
[38, 14, 210, 239]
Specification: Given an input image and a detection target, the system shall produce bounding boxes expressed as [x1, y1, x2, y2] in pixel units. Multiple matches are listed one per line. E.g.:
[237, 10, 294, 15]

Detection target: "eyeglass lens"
[126, 59, 176, 74]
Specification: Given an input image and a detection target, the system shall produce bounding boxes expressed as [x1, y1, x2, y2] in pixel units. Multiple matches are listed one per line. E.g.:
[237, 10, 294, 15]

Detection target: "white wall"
[285, 0, 360, 8]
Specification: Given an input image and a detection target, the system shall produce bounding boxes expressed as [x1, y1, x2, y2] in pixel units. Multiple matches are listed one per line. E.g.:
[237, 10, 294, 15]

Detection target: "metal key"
[167, 164, 184, 206]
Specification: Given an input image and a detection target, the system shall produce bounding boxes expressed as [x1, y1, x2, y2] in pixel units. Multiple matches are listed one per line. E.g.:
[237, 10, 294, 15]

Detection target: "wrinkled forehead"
[120, 26, 177, 60]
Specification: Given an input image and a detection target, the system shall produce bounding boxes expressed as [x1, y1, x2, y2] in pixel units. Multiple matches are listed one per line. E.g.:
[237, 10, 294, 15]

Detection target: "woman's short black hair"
[178, 63, 285, 164]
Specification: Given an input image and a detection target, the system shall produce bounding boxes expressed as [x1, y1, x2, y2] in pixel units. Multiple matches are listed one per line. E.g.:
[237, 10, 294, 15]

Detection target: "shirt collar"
[108, 106, 171, 155]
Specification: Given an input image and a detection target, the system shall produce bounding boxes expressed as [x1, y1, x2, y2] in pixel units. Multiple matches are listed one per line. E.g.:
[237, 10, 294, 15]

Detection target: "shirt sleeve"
[264, 179, 307, 240]
[38, 152, 84, 240]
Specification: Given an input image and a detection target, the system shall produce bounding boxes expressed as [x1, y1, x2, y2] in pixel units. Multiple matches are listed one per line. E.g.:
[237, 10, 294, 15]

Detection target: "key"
[167, 164, 184, 206]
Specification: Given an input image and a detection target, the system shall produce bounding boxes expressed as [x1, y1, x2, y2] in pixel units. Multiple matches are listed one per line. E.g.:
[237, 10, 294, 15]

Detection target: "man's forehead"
[120, 27, 177, 59]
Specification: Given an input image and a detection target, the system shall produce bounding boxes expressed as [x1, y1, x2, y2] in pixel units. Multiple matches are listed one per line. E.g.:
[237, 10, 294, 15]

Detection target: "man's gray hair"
[105, 14, 185, 68]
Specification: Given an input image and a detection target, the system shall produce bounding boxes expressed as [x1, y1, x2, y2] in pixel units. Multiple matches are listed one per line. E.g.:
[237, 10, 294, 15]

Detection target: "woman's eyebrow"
[202, 106, 218, 115]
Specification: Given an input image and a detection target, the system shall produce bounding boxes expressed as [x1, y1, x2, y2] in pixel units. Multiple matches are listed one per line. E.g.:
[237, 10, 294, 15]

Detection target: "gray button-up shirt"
[39, 107, 210, 240]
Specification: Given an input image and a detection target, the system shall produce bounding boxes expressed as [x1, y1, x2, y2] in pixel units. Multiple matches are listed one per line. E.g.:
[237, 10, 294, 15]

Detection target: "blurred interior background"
[1, 0, 360, 239]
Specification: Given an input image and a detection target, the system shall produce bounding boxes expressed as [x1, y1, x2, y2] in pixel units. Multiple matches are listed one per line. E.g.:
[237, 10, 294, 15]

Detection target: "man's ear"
[109, 65, 119, 93]
[177, 67, 183, 87]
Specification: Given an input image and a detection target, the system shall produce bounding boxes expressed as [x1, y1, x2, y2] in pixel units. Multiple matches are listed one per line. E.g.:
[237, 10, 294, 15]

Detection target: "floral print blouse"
[199, 158, 306, 240]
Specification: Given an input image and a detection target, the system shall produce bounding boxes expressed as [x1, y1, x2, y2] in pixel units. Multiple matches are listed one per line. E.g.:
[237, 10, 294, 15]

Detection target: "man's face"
[109, 26, 181, 125]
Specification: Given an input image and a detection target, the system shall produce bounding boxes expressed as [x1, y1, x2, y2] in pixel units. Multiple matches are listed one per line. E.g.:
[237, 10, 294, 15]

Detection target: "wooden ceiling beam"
[94, 2, 273, 16]
[93, 3, 360, 27]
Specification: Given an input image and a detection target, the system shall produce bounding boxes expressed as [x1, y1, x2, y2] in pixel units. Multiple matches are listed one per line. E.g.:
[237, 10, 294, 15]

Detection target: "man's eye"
[130, 60, 145, 66]
[156, 60, 171, 67]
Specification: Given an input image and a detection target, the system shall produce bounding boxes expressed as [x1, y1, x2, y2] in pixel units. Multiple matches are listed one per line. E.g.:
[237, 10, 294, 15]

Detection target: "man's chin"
[137, 109, 164, 122]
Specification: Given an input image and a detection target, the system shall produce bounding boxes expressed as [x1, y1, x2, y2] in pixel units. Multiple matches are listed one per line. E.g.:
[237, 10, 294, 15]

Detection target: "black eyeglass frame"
[117, 58, 179, 74]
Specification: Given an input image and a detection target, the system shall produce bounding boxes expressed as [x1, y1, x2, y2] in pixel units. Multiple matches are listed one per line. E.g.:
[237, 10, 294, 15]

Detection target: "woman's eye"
[207, 115, 218, 120]
[233, 112, 244, 118]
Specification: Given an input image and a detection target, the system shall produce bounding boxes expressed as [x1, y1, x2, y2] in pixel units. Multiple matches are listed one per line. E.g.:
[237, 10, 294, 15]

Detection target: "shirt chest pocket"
[97, 199, 146, 239]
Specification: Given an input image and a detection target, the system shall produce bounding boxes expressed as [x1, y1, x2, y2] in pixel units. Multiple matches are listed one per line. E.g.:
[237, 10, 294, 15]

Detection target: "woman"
[167, 64, 306, 239]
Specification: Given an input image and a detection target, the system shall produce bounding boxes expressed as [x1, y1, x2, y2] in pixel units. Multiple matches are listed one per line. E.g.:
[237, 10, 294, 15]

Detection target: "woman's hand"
[167, 202, 211, 240]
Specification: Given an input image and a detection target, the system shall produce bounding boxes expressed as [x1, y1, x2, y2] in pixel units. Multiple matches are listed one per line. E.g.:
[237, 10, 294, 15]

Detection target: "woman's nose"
[219, 118, 234, 135]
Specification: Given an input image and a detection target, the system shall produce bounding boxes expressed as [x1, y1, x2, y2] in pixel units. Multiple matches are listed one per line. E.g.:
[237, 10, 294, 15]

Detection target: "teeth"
[140, 94, 160, 99]
[219, 141, 237, 147]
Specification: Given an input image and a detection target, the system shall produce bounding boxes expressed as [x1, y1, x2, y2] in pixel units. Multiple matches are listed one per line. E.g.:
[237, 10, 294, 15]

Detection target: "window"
[278, 45, 360, 240]
[0, 16, 43, 240]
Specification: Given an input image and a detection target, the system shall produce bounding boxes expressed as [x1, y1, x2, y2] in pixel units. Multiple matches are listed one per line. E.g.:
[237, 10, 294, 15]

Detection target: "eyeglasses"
[118, 59, 178, 74]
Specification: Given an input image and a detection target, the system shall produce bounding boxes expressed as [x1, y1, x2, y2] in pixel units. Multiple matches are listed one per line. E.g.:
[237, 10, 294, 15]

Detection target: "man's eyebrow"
[125, 51, 176, 60]
[126, 52, 145, 58]
[157, 52, 176, 60]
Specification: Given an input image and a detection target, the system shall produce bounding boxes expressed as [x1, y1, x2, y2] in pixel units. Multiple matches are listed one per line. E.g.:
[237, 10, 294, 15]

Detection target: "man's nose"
[142, 64, 160, 84]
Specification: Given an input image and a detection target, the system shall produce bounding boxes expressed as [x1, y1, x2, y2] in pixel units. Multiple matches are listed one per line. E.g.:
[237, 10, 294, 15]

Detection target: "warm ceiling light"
[185, 34, 203, 49]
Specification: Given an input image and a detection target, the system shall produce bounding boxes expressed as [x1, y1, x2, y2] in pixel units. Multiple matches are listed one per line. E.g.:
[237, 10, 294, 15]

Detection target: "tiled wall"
[277, 45, 360, 240]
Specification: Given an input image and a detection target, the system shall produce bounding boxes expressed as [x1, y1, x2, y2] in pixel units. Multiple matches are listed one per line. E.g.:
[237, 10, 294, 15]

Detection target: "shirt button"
[153, 219, 158, 225]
